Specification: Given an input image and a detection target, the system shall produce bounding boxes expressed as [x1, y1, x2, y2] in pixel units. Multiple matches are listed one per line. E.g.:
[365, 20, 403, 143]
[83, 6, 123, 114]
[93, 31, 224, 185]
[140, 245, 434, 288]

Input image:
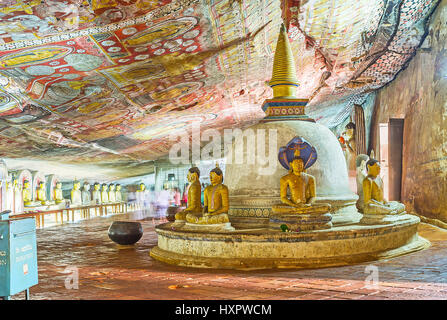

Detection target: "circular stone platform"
[150, 214, 429, 270]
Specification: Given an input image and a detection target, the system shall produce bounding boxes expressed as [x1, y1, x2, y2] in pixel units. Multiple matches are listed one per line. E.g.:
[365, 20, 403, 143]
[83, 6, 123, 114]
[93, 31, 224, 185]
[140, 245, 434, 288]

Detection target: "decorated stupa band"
[360, 159, 405, 215]
[175, 167, 202, 222]
[272, 137, 331, 215]
[36, 181, 55, 206]
[185, 163, 231, 225]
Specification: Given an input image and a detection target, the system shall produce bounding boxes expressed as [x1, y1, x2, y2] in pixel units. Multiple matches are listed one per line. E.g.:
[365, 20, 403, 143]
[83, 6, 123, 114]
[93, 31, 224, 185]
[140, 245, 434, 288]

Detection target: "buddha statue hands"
[36, 181, 54, 206]
[186, 165, 231, 225]
[361, 159, 405, 215]
[175, 167, 202, 222]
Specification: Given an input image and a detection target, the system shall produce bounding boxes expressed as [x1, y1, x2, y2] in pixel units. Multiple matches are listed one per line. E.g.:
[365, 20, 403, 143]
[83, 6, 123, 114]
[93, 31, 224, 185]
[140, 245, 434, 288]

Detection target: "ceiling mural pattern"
[0, 0, 440, 174]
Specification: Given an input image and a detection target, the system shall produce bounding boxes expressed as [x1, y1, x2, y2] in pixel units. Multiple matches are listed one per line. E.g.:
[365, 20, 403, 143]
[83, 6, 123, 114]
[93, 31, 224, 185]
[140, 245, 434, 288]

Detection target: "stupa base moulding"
[150, 214, 429, 270]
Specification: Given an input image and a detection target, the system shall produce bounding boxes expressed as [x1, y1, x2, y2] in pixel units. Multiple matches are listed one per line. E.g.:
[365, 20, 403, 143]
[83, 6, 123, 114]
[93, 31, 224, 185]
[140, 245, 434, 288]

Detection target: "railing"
[10, 202, 128, 229]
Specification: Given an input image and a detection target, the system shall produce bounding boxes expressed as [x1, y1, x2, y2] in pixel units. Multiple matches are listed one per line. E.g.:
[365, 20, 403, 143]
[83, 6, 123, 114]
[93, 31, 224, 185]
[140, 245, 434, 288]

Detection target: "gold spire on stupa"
[268, 23, 299, 99]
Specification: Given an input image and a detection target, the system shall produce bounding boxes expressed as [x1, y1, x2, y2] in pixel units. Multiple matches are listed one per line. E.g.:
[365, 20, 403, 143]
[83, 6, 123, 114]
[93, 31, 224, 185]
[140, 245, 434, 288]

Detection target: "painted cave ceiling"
[0, 0, 440, 177]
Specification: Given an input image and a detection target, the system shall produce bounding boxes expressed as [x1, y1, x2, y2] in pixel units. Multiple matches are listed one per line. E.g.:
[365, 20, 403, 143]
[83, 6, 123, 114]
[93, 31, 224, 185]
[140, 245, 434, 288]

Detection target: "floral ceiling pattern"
[0, 0, 440, 176]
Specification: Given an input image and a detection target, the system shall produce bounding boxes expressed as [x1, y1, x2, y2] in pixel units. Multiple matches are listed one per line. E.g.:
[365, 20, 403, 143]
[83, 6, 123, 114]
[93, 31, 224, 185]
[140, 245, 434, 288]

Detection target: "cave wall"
[371, 0, 447, 222]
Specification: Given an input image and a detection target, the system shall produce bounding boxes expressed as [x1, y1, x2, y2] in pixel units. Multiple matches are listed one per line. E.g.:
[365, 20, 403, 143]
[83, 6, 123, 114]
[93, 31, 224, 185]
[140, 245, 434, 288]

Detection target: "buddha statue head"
[116, 184, 122, 191]
[23, 180, 31, 190]
[38, 181, 45, 189]
[56, 182, 62, 189]
[187, 167, 200, 183]
[83, 182, 90, 191]
[366, 159, 380, 177]
[101, 183, 108, 192]
[93, 182, 100, 191]
[210, 166, 223, 186]
[109, 184, 115, 191]
[139, 183, 146, 191]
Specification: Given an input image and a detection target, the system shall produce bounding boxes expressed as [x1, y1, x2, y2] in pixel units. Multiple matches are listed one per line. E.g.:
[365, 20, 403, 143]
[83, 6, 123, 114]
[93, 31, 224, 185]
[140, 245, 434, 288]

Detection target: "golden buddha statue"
[22, 180, 40, 207]
[115, 184, 123, 202]
[101, 183, 109, 203]
[81, 182, 91, 205]
[272, 152, 330, 215]
[175, 167, 202, 222]
[36, 181, 55, 206]
[108, 184, 116, 203]
[54, 182, 65, 205]
[361, 159, 405, 215]
[186, 165, 231, 225]
[71, 181, 82, 206]
[92, 182, 101, 204]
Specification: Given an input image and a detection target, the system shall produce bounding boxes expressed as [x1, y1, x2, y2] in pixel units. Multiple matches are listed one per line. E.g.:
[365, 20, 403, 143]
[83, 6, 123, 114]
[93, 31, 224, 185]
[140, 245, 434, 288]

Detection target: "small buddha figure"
[341, 122, 357, 173]
[92, 182, 101, 204]
[108, 184, 116, 203]
[23, 180, 40, 207]
[361, 159, 406, 215]
[54, 182, 65, 205]
[71, 181, 82, 206]
[273, 155, 330, 214]
[101, 183, 109, 203]
[81, 182, 91, 205]
[175, 167, 202, 222]
[36, 181, 55, 206]
[115, 184, 123, 202]
[186, 165, 231, 225]
[13, 179, 23, 213]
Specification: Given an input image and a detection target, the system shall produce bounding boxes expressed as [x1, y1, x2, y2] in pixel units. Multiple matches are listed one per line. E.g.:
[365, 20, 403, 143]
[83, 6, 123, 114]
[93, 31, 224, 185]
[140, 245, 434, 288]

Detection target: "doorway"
[388, 118, 404, 201]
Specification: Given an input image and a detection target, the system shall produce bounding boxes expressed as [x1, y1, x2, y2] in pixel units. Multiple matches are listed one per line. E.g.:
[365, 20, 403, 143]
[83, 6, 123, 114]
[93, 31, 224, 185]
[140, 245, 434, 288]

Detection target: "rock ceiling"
[0, 0, 440, 178]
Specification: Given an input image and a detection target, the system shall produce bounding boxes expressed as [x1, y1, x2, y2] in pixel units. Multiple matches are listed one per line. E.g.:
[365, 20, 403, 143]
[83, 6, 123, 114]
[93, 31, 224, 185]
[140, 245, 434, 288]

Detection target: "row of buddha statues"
[22, 180, 123, 208]
[172, 136, 406, 232]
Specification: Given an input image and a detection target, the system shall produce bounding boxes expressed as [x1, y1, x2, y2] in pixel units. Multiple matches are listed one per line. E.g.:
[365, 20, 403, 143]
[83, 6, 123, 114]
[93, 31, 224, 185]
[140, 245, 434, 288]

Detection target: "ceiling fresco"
[0, 0, 440, 177]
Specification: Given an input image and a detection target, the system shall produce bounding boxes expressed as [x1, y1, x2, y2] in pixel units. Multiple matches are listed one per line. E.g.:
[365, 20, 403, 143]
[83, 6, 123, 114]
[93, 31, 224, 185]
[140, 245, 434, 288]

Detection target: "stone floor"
[11, 210, 447, 300]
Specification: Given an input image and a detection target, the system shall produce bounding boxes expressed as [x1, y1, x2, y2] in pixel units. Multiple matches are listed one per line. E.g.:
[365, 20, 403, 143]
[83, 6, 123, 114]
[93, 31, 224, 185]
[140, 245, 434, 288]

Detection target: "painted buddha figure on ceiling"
[54, 182, 65, 205]
[23, 180, 40, 207]
[175, 167, 202, 223]
[108, 184, 116, 203]
[115, 184, 122, 202]
[361, 159, 405, 215]
[81, 182, 91, 205]
[92, 182, 101, 204]
[71, 181, 82, 206]
[272, 138, 331, 215]
[186, 165, 231, 225]
[101, 183, 109, 203]
[36, 181, 55, 206]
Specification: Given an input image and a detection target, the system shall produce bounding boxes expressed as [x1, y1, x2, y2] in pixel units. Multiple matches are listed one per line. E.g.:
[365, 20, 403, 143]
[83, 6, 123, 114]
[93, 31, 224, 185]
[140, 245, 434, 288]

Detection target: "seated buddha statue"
[186, 165, 231, 225]
[81, 182, 91, 205]
[22, 180, 40, 207]
[175, 167, 202, 222]
[54, 182, 65, 205]
[92, 182, 101, 204]
[108, 184, 116, 203]
[101, 183, 109, 203]
[71, 181, 82, 206]
[36, 181, 55, 206]
[361, 159, 405, 215]
[115, 184, 123, 202]
[272, 155, 330, 215]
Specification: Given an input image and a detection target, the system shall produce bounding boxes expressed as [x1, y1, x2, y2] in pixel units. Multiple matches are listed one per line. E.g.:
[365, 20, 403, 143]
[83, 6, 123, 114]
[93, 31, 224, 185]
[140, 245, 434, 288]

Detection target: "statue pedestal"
[180, 222, 235, 232]
[269, 212, 332, 231]
[360, 212, 409, 225]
